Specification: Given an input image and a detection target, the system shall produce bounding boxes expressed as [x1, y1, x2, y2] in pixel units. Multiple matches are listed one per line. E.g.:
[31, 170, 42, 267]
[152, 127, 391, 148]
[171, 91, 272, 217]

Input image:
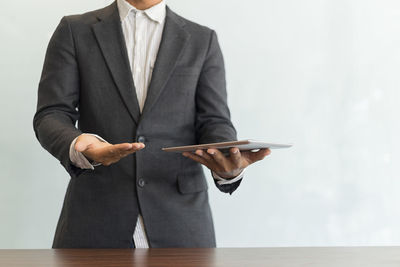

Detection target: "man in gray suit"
[34, 0, 270, 248]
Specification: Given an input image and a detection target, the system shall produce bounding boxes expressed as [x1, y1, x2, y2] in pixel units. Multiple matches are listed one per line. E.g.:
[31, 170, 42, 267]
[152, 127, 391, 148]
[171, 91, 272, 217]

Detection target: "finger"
[207, 149, 228, 168]
[182, 152, 211, 168]
[229, 147, 241, 167]
[195, 149, 215, 163]
[195, 149, 204, 156]
[131, 142, 145, 151]
[97, 142, 143, 164]
[112, 143, 134, 151]
[243, 148, 271, 163]
[120, 143, 145, 158]
[113, 143, 145, 158]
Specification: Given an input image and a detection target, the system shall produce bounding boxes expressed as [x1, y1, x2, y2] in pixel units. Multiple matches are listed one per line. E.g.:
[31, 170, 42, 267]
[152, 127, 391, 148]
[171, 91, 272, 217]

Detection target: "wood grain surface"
[1, 247, 400, 267]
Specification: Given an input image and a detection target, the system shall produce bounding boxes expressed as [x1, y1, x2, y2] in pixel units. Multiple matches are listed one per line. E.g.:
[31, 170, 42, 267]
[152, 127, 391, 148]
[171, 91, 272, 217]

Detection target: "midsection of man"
[33, 0, 242, 248]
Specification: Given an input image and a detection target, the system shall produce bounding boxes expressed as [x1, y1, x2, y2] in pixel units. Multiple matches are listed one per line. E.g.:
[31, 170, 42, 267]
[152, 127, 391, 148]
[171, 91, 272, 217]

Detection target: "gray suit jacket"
[33, 1, 241, 248]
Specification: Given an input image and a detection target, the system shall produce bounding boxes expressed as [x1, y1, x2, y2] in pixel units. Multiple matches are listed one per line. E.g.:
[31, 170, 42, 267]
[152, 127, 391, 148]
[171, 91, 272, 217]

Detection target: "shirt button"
[138, 178, 145, 188]
[137, 136, 146, 143]
[136, 67, 141, 72]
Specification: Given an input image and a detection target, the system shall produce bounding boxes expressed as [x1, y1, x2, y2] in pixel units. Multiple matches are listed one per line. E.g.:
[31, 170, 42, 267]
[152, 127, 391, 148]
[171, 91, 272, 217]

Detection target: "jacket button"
[137, 136, 146, 143]
[138, 179, 145, 188]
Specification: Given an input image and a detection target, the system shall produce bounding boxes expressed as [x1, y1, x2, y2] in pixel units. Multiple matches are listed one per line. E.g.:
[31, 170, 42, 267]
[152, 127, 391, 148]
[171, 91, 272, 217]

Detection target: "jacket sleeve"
[33, 16, 82, 176]
[195, 30, 242, 194]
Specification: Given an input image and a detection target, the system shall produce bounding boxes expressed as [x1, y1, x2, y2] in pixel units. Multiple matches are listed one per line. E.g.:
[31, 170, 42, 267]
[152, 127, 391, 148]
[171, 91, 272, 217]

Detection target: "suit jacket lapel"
[92, 2, 141, 124]
[141, 7, 190, 116]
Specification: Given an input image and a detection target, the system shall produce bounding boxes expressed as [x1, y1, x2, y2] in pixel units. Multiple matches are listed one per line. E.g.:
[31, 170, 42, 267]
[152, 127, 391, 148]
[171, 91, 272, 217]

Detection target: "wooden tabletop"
[1, 247, 400, 267]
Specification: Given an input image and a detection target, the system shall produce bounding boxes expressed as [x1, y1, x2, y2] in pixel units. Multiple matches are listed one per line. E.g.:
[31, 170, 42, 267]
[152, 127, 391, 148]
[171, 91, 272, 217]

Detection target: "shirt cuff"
[212, 169, 245, 185]
[69, 133, 107, 170]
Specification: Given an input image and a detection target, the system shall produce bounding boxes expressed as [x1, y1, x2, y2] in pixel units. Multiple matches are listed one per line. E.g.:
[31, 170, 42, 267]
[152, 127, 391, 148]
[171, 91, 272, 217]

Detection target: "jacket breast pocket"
[177, 170, 208, 194]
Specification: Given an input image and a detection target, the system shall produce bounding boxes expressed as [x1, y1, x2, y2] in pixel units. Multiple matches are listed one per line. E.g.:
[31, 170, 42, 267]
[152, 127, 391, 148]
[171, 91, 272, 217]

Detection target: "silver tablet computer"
[162, 139, 293, 153]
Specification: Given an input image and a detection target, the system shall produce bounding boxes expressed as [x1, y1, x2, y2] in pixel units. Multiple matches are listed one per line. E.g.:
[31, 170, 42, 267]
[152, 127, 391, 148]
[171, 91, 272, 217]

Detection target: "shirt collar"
[117, 0, 166, 24]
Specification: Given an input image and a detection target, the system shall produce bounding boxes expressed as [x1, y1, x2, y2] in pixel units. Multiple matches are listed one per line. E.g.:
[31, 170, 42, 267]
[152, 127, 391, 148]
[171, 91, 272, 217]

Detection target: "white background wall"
[1, 0, 399, 248]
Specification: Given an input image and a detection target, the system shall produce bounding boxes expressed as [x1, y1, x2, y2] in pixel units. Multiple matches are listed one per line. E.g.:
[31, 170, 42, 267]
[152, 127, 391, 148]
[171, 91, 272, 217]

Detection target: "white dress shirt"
[69, 0, 244, 248]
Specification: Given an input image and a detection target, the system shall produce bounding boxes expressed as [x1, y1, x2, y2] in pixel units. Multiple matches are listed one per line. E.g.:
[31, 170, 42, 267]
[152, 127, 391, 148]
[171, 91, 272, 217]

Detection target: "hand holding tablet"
[163, 140, 292, 179]
[162, 139, 293, 153]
